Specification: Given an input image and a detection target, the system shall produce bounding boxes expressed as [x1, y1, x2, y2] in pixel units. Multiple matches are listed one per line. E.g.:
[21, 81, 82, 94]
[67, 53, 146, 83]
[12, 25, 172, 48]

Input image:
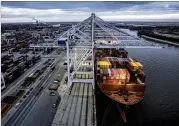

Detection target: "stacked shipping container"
[96, 56, 146, 83]
[95, 48, 146, 105]
[97, 68, 130, 84]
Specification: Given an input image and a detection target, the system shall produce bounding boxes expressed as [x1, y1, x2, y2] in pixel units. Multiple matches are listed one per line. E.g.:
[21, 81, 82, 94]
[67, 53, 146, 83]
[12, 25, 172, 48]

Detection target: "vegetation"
[138, 29, 179, 44]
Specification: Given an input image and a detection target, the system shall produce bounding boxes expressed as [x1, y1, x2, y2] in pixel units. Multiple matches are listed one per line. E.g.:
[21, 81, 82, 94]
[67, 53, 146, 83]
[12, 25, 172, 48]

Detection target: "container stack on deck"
[95, 48, 146, 105]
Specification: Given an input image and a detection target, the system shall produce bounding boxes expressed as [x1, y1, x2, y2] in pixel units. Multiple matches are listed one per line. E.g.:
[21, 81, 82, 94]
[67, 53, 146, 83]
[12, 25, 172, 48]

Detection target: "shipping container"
[1, 64, 7, 73]
[2, 96, 18, 104]
[1, 55, 11, 62]
[95, 48, 146, 105]
[12, 67, 21, 79]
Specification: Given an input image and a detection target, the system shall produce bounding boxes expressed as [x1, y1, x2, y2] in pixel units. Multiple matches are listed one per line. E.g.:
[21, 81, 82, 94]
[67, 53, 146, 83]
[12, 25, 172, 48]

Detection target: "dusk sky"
[1, 1, 179, 23]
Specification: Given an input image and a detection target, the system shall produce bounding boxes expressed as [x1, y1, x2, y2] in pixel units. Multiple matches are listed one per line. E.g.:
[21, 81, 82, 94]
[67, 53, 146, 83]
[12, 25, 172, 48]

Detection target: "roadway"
[20, 58, 66, 126]
[2, 51, 66, 126]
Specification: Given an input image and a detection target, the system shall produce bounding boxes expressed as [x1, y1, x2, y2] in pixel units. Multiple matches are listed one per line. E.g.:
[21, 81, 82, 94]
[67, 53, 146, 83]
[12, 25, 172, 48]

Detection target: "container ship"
[95, 48, 146, 105]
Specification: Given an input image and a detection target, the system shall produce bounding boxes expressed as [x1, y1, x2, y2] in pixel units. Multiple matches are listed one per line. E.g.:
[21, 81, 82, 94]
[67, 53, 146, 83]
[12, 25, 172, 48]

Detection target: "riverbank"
[141, 35, 179, 47]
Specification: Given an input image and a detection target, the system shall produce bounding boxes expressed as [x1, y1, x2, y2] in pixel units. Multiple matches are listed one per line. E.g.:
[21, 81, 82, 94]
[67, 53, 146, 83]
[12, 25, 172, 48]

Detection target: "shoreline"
[141, 35, 179, 47]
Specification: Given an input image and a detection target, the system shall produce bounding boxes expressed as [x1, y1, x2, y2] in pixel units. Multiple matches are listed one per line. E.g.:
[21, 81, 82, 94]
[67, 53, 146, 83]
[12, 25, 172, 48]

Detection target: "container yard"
[1, 54, 41, 90]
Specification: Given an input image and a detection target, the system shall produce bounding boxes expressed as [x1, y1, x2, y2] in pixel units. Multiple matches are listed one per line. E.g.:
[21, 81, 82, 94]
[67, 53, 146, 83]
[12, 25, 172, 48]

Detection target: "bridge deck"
[51, 83, 96, 126]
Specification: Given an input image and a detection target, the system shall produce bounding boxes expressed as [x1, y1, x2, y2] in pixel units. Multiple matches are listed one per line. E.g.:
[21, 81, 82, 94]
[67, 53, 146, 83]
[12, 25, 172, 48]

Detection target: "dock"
[51, 81, 96, 126]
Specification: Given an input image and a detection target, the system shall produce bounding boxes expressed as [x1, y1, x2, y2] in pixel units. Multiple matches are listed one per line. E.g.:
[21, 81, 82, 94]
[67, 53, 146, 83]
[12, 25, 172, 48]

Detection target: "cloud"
[99, 13, 179, 21]
[1, 6, 91, 22]
[1, 1, 179, 23]
[1, 6, 65, 17]
[1, 1, 104, 10]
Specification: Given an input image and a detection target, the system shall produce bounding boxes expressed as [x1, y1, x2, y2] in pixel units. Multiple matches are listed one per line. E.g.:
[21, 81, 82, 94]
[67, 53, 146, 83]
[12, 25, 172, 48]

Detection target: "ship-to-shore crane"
[30, 13, 162, 124]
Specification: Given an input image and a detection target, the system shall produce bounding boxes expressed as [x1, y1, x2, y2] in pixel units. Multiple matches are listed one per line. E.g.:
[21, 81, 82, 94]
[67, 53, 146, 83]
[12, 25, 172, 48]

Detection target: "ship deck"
[51, 82, 96, 126]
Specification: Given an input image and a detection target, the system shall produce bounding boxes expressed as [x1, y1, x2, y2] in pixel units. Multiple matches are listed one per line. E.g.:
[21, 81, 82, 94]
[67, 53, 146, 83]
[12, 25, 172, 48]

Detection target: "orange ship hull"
[99, 83, 145, 105]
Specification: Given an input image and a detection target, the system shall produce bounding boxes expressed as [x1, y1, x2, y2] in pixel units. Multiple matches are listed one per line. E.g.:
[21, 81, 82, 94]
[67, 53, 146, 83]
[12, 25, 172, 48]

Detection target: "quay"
[52, 78, 96, 126]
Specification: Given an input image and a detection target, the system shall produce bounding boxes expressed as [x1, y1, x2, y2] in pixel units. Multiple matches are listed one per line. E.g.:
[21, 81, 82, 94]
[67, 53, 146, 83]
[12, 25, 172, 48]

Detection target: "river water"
[96, 29, 179, 126]
[127, 47, 179, 125]
[126, 29, 179, 125]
